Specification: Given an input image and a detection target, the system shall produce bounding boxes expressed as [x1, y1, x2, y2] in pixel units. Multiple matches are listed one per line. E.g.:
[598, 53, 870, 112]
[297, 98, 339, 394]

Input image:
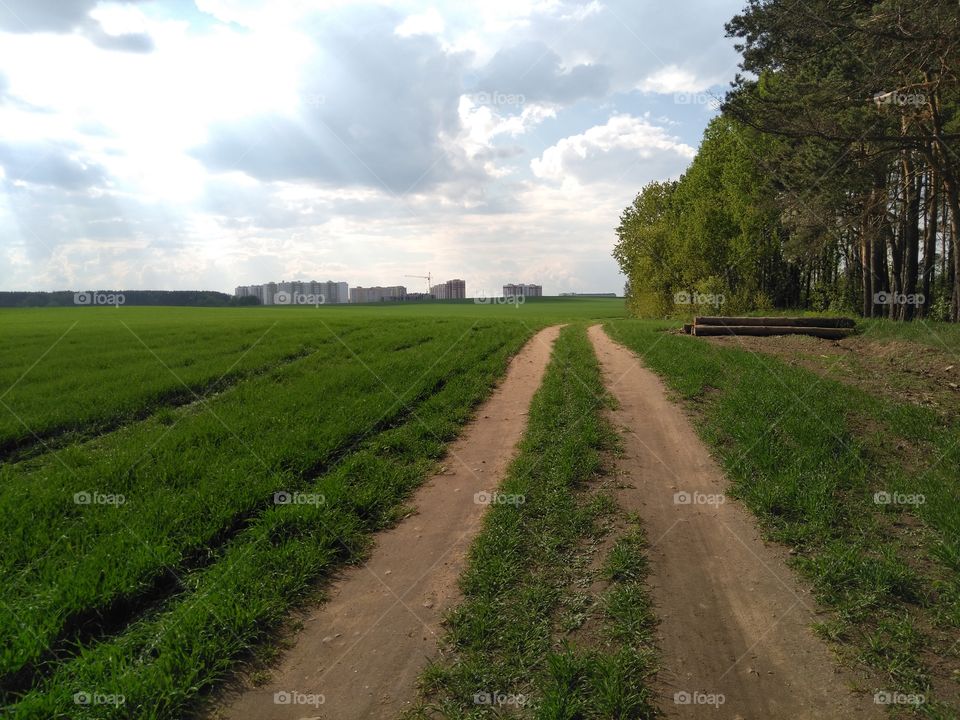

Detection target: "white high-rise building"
[503, 283, 542, 297]
[349, 286, 407, 303]
[430, 278, 466, 300]
[233, 280, 349, 305]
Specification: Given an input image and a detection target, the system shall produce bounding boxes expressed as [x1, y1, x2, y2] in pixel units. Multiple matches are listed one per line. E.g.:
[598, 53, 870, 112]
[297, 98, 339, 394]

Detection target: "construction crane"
[404, 273, 432, 296]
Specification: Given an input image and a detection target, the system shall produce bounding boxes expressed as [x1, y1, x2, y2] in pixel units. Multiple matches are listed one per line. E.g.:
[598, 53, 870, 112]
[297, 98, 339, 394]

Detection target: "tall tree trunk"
[940, 172, 960, 321]
[860, 211, 872, 317]
[949, 189, 960, 322]
[927, 79, 960, 321]
[943, 191, 950, 295]
[922, 164, 938, 317]
[901, 147, 921, 321]
[881, 219, 897, 320]
[870, 184, 891, 318]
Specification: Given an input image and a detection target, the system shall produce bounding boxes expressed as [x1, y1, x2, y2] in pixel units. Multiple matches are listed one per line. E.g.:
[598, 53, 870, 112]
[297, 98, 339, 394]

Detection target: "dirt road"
[212, 325, 561, 720]
[588, 324, 880, 719]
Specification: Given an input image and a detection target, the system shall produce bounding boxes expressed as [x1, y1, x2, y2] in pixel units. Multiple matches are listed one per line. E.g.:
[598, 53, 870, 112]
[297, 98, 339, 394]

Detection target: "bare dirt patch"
[705, 333, 960, 420]
[208, 326, 562, 720]
[589, 324, 881, 719]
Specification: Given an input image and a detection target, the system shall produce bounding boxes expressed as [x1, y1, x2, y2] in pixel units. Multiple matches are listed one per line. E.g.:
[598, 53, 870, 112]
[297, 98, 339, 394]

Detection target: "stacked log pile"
[683, 316, 855, 340]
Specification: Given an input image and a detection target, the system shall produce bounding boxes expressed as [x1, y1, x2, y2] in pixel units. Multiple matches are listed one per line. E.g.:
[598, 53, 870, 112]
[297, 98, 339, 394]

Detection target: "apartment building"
[349, 285, 407, 303]
[429, 278, 466, 300]
[503, 283, 543, 297]
[234, 280, 349, 305]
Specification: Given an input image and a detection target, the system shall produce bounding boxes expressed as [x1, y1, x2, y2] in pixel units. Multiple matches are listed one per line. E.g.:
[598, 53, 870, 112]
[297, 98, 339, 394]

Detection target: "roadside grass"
[704, 330, 960, 426]
[1, 321, 534, 719]
[858, 318, 960, 354]
[407, 325, 658, 719]
[605, 319, 960, 718]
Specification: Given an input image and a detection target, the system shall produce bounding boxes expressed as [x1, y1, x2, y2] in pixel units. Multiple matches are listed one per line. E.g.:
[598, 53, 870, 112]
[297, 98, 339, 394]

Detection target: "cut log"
[682, 324, 693, 334]
[692, 325, 853, 340]
[694, 316, 855, 328]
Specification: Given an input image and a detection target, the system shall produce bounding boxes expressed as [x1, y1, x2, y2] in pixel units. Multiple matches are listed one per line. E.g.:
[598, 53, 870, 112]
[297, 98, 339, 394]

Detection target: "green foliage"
[614, 116, 792, 318]
[929, 295, 953, 323]
[616, 0, 960, 321]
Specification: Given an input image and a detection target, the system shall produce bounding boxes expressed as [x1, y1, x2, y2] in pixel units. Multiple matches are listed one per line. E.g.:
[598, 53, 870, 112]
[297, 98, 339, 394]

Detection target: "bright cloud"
[531, 114, 696, 185]
[395, 7, 446, 37]
[640, 65, 705, 94]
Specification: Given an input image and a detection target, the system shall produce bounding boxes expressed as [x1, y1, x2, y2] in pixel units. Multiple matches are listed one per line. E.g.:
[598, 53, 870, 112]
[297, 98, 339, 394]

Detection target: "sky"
[0, 0, 744, 296]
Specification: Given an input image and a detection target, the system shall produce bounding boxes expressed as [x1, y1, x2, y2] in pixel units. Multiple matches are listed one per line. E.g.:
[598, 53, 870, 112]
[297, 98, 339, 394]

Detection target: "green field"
[0, 299, 624, 720]
[0, 299, 624, 460]
[3, 300, 958, 718]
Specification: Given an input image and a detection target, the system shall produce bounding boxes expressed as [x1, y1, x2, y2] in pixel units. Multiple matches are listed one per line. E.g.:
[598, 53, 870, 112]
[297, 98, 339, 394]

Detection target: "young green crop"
[0, 309, 339, 457]
[0, 316, 530, 701]
[3, 318, 533, 720]
[0, 300, 624, 457]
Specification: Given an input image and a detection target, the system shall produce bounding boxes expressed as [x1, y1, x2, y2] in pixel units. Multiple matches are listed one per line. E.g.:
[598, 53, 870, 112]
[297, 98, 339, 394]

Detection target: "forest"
[0, 291, 255, 307]
[614, 0, 960, 321]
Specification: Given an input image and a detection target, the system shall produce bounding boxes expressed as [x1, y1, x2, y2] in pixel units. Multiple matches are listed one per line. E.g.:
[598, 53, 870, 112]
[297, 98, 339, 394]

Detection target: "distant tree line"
[615, 0, 960, 321]
[0, 291, 258, 307]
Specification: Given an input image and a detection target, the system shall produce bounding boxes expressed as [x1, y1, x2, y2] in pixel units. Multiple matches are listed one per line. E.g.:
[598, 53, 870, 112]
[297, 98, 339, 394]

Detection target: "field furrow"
[0, 318, 532, 695]
[0, 311, 372, 458]
[3, 320, 536, 720]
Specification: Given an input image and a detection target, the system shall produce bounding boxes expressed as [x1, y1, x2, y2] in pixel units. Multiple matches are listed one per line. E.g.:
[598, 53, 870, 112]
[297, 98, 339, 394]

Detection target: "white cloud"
[192, 0, 339, 28]
[453, 95, 555, 179]
[558, 0, 604, 22]
[531, 113, 695, 185]
[395, 8, 446, 37]
[88, 3, 150, 36]
[640, 64, 705, 94]
[458, 95, 555, 149]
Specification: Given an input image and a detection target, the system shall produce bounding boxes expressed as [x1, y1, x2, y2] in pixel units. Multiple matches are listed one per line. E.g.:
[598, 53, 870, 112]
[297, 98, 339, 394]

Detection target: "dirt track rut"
[213, 325, 561, 720]
[588, 324, 879, 719]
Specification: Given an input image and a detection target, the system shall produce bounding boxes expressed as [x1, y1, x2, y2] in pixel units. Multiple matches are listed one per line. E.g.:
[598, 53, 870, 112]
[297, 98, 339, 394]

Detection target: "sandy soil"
[210, 325, 561, 720]
[588, 324, 881, 720]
